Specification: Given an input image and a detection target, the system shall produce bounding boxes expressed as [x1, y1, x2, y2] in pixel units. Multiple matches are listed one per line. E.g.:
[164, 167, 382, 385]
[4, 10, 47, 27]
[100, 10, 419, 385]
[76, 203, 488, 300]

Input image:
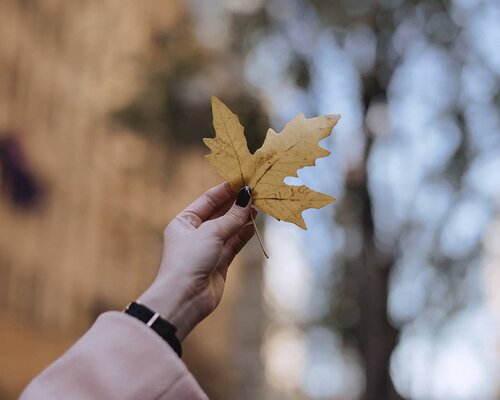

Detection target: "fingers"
[218, 211, 257, 280]
[177, 182, 235, 228]
[207, 197, 234, 221]
[202, 186, 252, 240]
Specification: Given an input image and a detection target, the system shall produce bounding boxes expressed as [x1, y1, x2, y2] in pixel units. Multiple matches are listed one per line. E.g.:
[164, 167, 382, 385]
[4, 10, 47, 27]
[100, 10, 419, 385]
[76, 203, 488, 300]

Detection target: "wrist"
[137, 277, 201, 342]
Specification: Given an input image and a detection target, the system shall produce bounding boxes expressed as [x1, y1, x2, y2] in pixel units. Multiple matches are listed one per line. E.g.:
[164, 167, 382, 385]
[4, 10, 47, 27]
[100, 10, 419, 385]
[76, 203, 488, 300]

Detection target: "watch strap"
[124, 301, 182, 357]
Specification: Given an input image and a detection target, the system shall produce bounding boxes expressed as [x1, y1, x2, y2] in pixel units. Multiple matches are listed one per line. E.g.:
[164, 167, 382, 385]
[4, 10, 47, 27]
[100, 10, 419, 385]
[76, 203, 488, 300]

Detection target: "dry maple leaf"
[203, 96, 340, 229]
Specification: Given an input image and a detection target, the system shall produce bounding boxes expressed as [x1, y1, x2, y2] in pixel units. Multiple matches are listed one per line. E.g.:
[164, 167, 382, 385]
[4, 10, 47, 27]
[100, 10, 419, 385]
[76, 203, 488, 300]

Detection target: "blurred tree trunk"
[340, 72, 404, 399]
[344, 139, 403, 400]
[362, 73, 402, 399]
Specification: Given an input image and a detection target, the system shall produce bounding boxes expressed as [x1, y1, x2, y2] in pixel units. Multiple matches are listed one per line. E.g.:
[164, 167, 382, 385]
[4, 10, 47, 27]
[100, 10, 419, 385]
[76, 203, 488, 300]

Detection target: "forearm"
[21, 312, 207, 400]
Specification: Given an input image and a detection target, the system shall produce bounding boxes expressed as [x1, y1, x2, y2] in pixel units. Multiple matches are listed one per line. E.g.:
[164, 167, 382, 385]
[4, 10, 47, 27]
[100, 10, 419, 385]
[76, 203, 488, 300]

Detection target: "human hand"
[138, 182, 255, 341]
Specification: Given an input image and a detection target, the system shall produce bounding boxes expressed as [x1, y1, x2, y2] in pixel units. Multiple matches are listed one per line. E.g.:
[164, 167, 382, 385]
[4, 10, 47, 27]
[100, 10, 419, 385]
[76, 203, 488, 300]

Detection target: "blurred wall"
[0, 1, 263, 398]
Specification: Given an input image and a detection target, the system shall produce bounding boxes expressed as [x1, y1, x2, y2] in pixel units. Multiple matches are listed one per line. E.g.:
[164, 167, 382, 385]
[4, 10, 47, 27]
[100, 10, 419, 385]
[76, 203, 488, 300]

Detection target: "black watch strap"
[124, 301, 182, 358]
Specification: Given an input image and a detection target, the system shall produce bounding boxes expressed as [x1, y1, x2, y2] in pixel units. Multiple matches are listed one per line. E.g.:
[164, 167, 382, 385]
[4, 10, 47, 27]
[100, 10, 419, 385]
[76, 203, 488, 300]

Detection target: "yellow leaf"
[203, 96, 340, 229]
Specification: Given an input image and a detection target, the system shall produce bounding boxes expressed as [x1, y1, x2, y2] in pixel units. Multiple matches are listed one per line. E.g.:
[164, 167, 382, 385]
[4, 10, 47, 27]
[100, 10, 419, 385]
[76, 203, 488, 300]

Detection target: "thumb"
[204, 186, 252, 240]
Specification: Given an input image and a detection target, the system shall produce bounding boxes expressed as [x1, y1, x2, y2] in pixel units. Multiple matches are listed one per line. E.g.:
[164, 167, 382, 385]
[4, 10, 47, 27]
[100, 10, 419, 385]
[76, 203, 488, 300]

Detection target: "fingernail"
[236, 186, 251, 207]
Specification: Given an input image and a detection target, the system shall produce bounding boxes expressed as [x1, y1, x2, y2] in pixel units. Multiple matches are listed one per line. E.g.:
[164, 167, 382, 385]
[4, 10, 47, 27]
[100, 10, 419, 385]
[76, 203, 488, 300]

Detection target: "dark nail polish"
[236, 186, 251, 207]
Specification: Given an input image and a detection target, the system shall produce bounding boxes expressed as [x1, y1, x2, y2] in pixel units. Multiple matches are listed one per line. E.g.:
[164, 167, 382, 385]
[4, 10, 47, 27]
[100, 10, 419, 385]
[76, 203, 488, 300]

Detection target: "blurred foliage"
[111, 0, 500, 399]
[112, 21, 269, 152]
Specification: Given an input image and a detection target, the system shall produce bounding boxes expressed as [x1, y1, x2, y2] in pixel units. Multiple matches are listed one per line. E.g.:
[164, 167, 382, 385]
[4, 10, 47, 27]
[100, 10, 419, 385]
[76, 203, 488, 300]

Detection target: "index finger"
[177, 182, 235, 228]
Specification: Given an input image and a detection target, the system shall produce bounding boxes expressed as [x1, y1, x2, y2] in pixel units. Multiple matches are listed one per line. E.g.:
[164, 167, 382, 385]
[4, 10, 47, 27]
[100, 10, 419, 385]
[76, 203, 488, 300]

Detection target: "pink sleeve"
[20, 311, 208, 400]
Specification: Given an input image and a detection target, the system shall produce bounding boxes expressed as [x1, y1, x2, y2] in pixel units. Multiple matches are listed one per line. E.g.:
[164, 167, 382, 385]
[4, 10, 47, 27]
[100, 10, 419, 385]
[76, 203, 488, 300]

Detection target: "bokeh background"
[1, 0, 500, 399]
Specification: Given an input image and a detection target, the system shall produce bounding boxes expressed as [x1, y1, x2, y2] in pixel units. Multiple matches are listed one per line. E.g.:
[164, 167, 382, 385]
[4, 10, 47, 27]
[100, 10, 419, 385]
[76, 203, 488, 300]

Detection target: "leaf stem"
[250, 211, 269, 259]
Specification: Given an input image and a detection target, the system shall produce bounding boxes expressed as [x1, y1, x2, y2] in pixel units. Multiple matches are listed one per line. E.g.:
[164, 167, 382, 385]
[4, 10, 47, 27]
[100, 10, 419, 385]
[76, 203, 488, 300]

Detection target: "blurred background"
[1, 0, 500, 399]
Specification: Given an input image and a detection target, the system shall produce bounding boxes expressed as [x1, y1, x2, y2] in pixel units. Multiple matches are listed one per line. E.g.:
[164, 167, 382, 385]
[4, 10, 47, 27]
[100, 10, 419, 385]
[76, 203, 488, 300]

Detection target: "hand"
[138, 182, 255, 341]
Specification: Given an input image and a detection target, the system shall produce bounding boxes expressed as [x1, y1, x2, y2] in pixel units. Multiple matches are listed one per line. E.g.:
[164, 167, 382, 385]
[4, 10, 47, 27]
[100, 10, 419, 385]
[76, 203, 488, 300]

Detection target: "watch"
[124, 301, 182, 358]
